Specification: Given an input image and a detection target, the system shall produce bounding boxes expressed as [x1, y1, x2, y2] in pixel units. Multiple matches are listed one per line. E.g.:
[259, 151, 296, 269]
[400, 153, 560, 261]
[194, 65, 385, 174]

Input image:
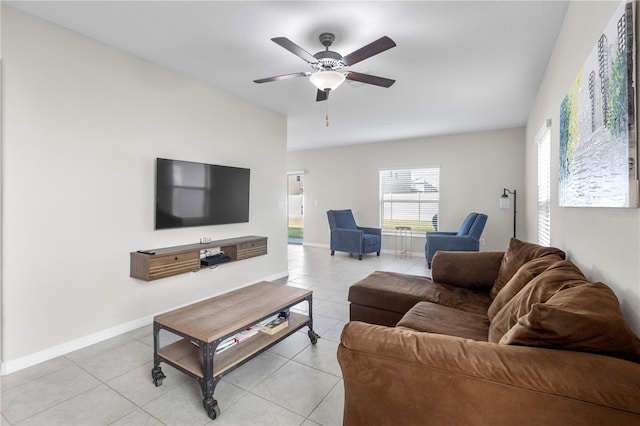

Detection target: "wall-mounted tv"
[155, 158, 250, 230]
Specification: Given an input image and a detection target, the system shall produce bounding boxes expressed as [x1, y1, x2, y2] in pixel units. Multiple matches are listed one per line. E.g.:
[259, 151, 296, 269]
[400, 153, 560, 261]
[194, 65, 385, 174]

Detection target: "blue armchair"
[425, 212, 488, 267]
[327, 209, 381, 260]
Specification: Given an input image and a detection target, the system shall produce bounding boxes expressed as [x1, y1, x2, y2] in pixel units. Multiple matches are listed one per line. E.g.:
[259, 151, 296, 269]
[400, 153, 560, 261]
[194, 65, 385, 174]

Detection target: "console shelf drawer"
[237, 238, 267, 260]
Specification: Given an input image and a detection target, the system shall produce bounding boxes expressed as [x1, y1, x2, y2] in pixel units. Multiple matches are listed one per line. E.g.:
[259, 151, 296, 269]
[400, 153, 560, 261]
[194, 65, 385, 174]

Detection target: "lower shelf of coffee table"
[157, 312, 309, 378]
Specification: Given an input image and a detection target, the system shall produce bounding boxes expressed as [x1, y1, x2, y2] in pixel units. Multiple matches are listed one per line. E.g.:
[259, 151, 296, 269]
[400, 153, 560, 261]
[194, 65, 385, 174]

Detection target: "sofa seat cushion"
[489, 260, 587, 343]
[491, 238, 566, 299]
[500, 282, 640, 362]
[397, 301, 489, 341]
[348, 271, 492, 317]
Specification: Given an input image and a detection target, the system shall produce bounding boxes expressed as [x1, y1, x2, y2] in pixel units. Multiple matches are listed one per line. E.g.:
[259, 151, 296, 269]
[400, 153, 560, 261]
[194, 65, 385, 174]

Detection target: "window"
[537, 122, 551, 246]
[379, 167, 440, 233]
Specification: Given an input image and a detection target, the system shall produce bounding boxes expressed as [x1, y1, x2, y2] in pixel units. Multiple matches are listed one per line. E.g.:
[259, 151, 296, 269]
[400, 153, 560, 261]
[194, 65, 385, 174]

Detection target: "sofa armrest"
[430, 250, 504, 291]
[338, 322, 640, 425]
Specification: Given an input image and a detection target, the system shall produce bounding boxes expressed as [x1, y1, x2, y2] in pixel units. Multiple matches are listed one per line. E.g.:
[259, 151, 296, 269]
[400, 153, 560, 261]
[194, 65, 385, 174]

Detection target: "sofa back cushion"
[488, 260, 586, 342]
[500, 282, 640, 363]
[487, 255, 564, 321]
[431, 251, 504, 291]
[490, 238, 566, 299]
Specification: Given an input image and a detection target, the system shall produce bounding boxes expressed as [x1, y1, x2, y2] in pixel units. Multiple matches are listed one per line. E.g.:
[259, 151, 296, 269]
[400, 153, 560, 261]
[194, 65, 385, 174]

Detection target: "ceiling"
[6, 1, 569, 151]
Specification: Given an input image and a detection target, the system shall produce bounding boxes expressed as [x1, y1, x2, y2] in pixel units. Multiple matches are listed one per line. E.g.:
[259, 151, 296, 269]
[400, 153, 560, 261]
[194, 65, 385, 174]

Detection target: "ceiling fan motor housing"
[313, 33, 344, 71]
[313, 51, 344, 71]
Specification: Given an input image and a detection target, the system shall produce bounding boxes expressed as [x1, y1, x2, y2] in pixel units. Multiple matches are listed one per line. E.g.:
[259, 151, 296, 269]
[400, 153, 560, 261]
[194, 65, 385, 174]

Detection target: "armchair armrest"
[425, 233, 484, 267]
[426, 233, 480, 249]
[357, 226, 382, 237]
[431, 251, 504, 290]
[338, 322, 640, 425]
[426, 231, 457, 236]
[331, 228, 364, 253]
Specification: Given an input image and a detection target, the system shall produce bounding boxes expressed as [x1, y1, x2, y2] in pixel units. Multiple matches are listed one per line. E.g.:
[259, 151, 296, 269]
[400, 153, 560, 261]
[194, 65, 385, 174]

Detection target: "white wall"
[287, 128, 525, 255]
[525, 1, 640, 334]
[1, 7, 288, 372]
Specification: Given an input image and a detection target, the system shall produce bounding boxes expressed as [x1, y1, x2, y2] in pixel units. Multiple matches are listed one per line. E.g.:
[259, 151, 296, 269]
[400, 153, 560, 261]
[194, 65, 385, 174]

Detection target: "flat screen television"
[155, 158, 250, 230]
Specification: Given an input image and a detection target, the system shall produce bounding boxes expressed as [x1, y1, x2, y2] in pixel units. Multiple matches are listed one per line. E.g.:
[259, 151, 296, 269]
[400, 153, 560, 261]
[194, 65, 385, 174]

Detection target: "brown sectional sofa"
[338, 238, 640, 425]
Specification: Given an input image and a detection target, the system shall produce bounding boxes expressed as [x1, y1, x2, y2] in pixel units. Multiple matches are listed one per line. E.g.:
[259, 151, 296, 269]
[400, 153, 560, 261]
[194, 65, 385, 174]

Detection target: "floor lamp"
[499, 188, 517, 238]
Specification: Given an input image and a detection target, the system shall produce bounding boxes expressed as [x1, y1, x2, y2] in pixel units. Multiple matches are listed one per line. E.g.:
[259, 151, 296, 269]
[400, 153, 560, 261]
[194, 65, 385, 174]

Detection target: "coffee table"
[150, 281, 319, 419]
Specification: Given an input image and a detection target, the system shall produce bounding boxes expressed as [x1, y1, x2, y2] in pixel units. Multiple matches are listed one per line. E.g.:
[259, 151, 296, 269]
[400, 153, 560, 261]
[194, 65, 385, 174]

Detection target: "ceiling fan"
[254, 32, 396, 101]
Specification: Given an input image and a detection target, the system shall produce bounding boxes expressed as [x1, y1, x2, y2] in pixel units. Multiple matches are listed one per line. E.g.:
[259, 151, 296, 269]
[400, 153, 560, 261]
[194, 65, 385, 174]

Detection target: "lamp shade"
[309, 71, 346, 91]
[499, 195, 510, 209]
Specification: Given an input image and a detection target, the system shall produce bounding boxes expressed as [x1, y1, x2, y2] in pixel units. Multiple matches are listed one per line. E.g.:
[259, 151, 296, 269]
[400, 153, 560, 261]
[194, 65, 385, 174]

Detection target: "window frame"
[379, 166, 440, 235]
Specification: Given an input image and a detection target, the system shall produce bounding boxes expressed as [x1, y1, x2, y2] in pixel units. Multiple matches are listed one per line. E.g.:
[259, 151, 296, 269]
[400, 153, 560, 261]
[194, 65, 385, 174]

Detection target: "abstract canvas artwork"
[559, 1, 638, 207]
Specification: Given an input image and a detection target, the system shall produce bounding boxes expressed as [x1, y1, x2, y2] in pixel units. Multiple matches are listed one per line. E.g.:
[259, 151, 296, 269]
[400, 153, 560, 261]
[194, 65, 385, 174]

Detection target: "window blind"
[379, 167, 440, 234]
[537, 124, 551, 246]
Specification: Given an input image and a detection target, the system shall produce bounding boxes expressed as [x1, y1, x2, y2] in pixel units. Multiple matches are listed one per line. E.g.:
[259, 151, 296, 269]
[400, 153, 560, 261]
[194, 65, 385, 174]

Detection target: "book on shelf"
[234, 326, 261, 343]
[259, 317, 289, 335]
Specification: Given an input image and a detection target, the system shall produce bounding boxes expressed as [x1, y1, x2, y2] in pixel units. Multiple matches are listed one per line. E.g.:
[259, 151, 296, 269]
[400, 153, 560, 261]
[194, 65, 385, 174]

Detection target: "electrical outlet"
[480, 238, 486, 246]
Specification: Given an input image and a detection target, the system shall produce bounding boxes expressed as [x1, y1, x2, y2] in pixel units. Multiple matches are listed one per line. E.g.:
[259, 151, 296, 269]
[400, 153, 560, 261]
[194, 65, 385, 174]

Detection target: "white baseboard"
[0, 315, 152, 375]
[300, 242, 328, 249]
[300, 243, 424, 260]
[0, 270, 290, 376]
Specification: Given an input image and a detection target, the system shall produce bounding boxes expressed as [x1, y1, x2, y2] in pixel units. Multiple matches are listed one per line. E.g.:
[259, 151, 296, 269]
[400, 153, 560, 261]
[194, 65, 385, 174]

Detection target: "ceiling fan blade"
[346, 71, 395, 88]
[271, 37, 318, 64]
[253, 72, 309, 83]
[342, 36, 396, 66]
[316, 89, 328, 102]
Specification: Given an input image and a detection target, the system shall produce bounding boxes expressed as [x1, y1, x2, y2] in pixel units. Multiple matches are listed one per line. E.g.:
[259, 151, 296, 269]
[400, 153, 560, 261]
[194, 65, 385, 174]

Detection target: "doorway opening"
[288, 173, 304, 244]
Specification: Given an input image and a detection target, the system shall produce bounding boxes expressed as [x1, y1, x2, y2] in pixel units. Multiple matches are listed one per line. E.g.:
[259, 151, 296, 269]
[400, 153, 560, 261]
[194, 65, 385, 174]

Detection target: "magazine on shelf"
[215, 336, 237, 354]
[257, 314, 279, 327]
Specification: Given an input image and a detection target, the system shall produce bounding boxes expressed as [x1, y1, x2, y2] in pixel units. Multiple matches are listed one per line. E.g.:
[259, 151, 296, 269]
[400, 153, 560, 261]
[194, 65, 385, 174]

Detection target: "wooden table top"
[154, 281, 312, 343]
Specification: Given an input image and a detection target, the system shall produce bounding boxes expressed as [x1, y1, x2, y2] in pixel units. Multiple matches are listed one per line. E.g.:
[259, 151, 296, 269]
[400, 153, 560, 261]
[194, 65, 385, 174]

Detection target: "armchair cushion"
[456, 213, 478, 236]
[329, 209, 358, 229]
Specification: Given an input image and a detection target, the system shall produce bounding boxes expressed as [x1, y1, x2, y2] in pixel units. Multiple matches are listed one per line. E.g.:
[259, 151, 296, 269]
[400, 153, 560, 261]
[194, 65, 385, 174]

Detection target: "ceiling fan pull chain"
[325, 95, 330, 127]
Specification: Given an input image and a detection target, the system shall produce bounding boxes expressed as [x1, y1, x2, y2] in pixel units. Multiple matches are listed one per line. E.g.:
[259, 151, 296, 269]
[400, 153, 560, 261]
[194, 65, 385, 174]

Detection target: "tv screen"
[155, 158, 250, 230]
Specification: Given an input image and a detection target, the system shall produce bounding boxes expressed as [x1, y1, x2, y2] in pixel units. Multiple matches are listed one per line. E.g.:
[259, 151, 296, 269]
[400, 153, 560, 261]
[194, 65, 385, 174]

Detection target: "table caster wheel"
[151, 366, 166, 387]
[308, 329, 320, 344]
[203, 398, 220, 420]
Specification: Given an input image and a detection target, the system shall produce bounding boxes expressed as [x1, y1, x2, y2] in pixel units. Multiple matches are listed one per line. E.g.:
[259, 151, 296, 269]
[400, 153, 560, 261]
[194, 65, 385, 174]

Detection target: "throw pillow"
[488, 260, 586, 343]
[500, 282, 640, 363]
[487, 255, 564, 321]
[490, 238, 566, 299]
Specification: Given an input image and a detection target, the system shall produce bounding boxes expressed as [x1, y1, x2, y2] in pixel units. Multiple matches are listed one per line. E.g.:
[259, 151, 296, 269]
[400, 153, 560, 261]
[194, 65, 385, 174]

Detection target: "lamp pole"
[501, 188, 517, 238]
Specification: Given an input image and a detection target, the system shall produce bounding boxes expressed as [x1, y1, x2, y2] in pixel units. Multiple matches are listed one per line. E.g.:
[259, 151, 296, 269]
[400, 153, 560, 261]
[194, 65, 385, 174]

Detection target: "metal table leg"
[199, 340, 221, 419]
[306, 294, 320, 344]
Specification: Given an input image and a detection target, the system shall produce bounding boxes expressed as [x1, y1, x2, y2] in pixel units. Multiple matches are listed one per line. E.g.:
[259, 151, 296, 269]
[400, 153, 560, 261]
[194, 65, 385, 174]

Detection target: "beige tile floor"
[1, 245, 428, 425]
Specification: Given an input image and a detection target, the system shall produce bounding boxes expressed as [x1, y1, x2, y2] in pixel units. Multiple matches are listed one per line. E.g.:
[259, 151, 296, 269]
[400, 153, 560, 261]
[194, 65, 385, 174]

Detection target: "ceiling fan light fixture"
[309, 70, 346, 91]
